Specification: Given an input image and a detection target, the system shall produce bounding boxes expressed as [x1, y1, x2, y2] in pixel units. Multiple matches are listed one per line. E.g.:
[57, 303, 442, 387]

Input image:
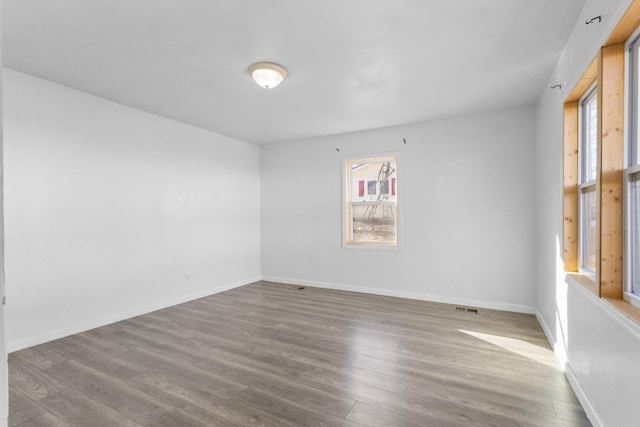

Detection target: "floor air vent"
[455, 306, 479, 314]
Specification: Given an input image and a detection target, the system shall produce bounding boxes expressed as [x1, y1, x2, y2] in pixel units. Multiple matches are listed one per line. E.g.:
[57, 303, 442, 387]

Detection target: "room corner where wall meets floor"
[260, 105, 538, 316]
[2, 68, 262, 353]
[8, 282, 590, 426]
[261, 277, 537, 315]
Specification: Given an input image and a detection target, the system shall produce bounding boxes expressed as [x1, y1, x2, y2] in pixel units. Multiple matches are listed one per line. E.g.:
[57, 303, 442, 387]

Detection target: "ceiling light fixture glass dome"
[249, 62, 287, 89]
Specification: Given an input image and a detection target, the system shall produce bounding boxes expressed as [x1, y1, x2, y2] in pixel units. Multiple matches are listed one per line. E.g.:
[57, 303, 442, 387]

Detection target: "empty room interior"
[2, 0, 640, 426]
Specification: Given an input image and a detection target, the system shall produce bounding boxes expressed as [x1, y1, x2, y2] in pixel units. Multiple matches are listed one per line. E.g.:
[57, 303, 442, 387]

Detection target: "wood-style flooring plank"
[8, 387, 45, 427]
[34, 380, 144, 427]
[44, 359, 171, 425]
[9, 281, 591, 426]
[127, 371, 286, 427]
[13, 412, 68, 427]
[345, 401, 446, 427]
[145, 408, 233, 427]
[234, 386, 359, 427]
[43, 335, 150, 382]
[9, 358, 67, 402]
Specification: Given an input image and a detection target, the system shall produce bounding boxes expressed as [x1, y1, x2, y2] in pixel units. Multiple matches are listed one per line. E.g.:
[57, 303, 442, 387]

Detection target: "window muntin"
[579, 87, 598, 276]
[345, 156, 397, 247]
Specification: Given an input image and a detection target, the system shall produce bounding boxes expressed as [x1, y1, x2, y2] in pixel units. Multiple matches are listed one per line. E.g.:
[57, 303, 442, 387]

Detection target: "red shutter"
[358, 181, 365, 197]
[391, 178, 396, 195]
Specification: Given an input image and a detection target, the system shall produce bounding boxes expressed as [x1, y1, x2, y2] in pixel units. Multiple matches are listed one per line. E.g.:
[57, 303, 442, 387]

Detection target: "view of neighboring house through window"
[579, 86, 597, 276]
[627, 36, 640, 305]
[344, 155, 397, 247]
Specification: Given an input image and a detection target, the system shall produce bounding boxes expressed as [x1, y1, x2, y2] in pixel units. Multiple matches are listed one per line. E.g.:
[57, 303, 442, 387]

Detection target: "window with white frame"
[626, 36, 640, 305]
[579, 86, 598, 276]
[344, 155, 397, 247]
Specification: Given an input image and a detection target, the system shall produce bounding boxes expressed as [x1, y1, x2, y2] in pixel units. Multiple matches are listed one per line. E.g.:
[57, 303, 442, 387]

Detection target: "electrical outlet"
[184, 274, 190, 281]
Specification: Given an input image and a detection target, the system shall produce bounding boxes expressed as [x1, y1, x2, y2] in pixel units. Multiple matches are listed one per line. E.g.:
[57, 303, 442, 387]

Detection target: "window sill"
[603, 298, 640, 326]
[342, 243, 401, 251]
[565, 272, 640, 338]
[564, 272, 598, 296]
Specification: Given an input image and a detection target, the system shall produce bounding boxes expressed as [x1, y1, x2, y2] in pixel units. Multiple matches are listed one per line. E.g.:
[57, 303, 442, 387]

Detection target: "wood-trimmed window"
[563, 0, 640, 322]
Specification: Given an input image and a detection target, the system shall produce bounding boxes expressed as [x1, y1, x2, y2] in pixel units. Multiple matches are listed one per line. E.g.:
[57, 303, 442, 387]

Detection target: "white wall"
[261, 106, 537, 313]
[2, 69, 261, 352]
[0, 6, 8, 424]
[535, 0, 640, 426]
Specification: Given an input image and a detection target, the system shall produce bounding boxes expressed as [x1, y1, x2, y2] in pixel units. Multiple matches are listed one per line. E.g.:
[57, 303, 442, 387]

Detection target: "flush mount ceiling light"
[249, 62, 287, 89]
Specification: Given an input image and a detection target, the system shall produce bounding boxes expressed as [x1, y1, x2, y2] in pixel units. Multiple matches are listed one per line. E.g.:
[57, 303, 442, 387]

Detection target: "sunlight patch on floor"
[458, 329, 561, 370]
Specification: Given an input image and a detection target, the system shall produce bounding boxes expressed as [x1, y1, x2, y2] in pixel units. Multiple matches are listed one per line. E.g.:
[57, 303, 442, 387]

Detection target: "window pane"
[635, 45, 640, 166]
[580, 187, 597, 273]
[347, 157, 397, 246]
[367, 180, 377, 196]
[351, 203, 397, 243]
[380, 180, 389, 195]
[631, 173, 640, 295]
[583, 92, 598, 182]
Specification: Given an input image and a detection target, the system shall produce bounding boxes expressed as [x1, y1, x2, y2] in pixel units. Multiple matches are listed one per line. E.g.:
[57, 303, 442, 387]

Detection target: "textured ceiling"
[2, 0, 586, 144]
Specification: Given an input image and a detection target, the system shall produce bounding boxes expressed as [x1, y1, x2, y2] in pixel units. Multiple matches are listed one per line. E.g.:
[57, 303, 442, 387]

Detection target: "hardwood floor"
[9, 281, 591, 426]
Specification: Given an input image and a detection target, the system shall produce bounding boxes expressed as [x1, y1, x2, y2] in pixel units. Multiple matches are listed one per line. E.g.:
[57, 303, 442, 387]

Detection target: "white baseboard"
[8, 276, 260, 353]
[535, 310, 602, 427]
[535, 310, 557, 355]
[261, 275, 535, 314]
[564, 363, 603, 427]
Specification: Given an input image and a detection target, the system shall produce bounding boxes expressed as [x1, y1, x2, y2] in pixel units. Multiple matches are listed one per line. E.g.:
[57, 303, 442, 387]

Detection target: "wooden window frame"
[563, 0, 640, 323]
